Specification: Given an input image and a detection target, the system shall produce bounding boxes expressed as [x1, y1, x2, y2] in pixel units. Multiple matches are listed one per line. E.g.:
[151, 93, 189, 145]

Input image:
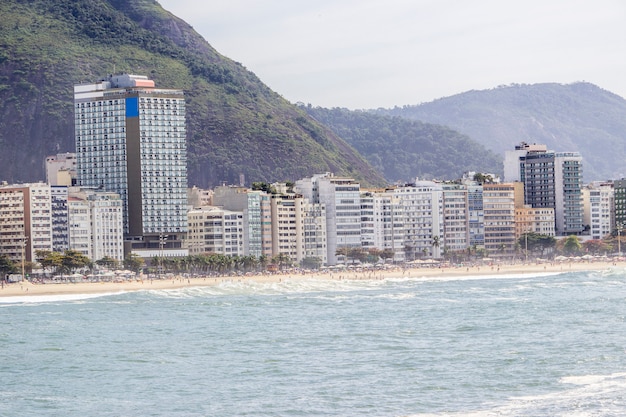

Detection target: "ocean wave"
[0, 292, 123, 305]
[406, 372, 626, 417]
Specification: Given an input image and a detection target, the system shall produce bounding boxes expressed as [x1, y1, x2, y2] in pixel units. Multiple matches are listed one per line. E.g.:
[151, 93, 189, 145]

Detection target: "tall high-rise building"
[504, 143, 584, 236]
[74, 74, 188, 257]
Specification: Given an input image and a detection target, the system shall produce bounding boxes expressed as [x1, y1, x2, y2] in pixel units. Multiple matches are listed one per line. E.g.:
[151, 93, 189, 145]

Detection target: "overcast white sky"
[158, 0, 626, 109]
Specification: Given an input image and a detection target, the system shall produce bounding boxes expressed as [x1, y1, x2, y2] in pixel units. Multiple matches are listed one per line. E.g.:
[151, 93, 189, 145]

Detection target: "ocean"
[1, 269, 625, 416]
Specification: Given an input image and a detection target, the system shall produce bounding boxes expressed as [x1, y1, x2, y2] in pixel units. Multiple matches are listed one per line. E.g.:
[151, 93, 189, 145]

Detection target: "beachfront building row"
[0, 182, 123, 265]
[193, 174, 560, 264]
[188, 187, 328, 265]
[1, 175, 620, 268]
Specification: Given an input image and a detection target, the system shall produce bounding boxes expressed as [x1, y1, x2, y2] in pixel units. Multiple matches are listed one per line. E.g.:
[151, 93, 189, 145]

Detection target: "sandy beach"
[1, 260, 621, 299]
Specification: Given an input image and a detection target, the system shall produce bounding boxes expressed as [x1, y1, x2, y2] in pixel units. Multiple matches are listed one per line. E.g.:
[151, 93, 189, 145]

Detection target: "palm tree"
[335, 247, 350, 264]
[272, 253, 291, 270]
[431, 235, 441, 258]
[258, 255, 270, 271]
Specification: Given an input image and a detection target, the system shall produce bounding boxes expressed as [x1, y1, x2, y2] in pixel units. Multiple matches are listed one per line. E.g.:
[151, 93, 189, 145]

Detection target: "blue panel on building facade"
[125, 97, 139, 117]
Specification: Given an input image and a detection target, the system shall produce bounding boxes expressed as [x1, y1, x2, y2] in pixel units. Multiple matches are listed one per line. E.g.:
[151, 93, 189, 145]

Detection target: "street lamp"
[618, 223, 623, 258]
[158, 233, 167, 278]
[21, 236, 28, 282]
[525, 231, 528, 263]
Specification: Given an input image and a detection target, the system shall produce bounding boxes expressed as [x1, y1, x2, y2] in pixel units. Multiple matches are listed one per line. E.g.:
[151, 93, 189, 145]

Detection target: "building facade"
[614, 179, 626, 231]
[296, 173, 361, 265]
[187, 207, 244, 256]
[50, 186, 69, 253]
[45, 152, 77, 186]
[466, 184, 485, 249]
[361, 191, 405, 262]
[0, 182, 52, 264]
[71, 188, 124, 262]
[212, 186, 266, 257]
[67, 197, 92, 259]
[583, 182, 614, 240]
[483, 183, 521, 256]
[392, 181, 444, 259]
[74, 74, 187, 257]
[515, 206, 556, 238]
[504, 143, 584, 236]
[442, 184, 470, 252]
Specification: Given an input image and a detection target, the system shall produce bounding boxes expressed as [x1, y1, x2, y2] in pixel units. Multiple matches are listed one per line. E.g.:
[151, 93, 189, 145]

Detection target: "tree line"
[1, 232, 622, 281]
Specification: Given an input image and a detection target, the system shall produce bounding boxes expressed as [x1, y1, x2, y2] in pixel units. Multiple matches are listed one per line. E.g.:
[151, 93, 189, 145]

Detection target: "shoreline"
[0, 261, 621, 299]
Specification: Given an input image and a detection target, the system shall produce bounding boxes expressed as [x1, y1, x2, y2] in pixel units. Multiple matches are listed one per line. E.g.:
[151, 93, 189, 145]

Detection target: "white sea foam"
[138, 271, 572, 301]
[0, 291, 122, 305]
[406, 372, 626, 417]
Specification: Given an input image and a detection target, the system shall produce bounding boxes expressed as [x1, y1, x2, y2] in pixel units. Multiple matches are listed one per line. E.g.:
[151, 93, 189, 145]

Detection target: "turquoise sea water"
[1, 269, 626, 416]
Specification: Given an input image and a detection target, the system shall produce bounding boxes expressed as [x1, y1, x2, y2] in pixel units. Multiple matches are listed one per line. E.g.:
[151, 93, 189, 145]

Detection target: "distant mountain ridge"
[302, 106, 503, 183]
[3, 2, 624, 188]
[0, 0, 385, 187]
[376, 82, 626, 181]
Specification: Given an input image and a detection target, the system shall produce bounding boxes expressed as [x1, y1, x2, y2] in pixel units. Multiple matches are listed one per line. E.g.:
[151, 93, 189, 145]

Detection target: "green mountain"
[303, 105, 503, 182]
[377, 83, 626, 181]
[0, 0, 385, 187]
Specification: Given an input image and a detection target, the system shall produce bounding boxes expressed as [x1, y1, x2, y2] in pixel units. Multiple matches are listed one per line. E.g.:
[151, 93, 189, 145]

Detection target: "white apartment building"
[296, 197, 327, 265]
[296, 173, 361, 265]
[361, 191, 405, 262]
[86, 191, 124, 262]
[53, 187, 125, 262]
[391, 181, 444, 259]
[270, 195, 299, 261]
[442, 184, 470, 252]
[269, 193, 326, 264]
[583, 182, 614, 240]
[212, 186, 266, 257]
[187, 207, 244, 256]
[68, 197, 92, 259]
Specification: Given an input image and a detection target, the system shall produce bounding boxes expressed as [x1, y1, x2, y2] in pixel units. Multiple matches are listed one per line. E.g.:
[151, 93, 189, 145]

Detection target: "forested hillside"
[303, 106, 503, 182]
[0, 0, 385, 187]
[378, 83, 626, 181]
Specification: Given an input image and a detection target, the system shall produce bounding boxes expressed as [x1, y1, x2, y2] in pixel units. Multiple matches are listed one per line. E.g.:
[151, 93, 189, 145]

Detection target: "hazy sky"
[158, 0, 626, 109]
